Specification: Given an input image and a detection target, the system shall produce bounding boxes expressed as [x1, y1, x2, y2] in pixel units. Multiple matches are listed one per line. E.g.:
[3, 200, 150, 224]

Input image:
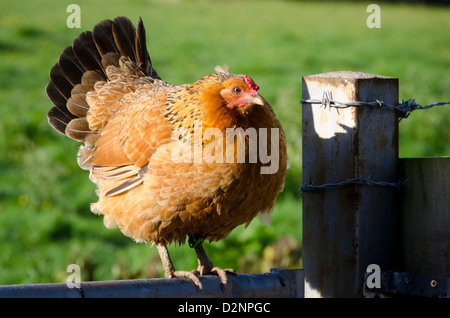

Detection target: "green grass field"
[0, 0, 448, 285]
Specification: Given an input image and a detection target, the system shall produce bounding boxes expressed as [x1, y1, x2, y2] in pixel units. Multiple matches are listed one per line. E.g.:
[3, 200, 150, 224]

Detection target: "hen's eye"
[232, 86, 242, 95]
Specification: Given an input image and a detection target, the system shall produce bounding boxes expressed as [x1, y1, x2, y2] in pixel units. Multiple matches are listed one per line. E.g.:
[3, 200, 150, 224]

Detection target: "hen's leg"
[156, 242, 202, 289]
[194, 242, 236, 285]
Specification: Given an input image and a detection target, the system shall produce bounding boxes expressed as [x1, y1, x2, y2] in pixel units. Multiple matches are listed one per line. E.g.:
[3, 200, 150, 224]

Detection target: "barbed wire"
[299, 91, 450, 119]
[298, 92, 446, 197]
[298, 176, 408, 197]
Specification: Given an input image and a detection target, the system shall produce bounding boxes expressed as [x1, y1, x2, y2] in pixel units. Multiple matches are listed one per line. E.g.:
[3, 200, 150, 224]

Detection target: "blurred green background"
[0, 0, 448, 284]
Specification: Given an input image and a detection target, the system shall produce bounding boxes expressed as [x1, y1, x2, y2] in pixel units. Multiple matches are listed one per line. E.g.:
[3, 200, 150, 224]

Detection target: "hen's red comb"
[244, 75, 259, 91]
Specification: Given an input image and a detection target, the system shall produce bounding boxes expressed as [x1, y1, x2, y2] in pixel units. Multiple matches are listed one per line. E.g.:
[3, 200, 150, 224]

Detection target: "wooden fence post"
[301, 71, 399, 297]
[399, 157, 450, 279]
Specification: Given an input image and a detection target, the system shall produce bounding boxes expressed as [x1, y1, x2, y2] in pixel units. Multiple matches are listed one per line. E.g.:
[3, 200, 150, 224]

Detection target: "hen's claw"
[157, 241, 237, 290]
[193, 242, 237, 287]
[210, 267, 236, 285]
[172, 267, 236, 290]
[171, 267, 236, 290]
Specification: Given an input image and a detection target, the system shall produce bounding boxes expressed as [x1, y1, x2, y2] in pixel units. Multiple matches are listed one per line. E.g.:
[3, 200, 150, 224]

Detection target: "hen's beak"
[251, 94, 265, 106]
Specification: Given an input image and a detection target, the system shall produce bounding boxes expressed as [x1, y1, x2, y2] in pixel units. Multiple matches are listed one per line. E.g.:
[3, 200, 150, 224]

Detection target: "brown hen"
[47, 16, 287, 288]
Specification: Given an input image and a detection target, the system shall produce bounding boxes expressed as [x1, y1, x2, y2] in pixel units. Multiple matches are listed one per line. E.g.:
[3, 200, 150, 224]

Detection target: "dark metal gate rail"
[0, 269, 303, 298]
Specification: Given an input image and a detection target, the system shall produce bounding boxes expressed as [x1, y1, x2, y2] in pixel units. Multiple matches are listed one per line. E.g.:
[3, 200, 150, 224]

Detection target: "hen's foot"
[170, 268, 236, 290]
[194, 242, 237, 287]
[197, 265, 236, 285]
[156, 242, 205, 289]
[172, 267, 236, 290]
[170, 270, 203, 289]
[156, 241, 237, 290]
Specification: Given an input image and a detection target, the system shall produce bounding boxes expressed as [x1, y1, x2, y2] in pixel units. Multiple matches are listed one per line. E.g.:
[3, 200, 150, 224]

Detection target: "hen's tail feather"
[47, 16, 158, 140]
[58, 46, 85, 86]
[136, 17, 160, 79]
[111, 17, 138, 65]
[92, 19, 119, 56]
[73, 31, 104, 73]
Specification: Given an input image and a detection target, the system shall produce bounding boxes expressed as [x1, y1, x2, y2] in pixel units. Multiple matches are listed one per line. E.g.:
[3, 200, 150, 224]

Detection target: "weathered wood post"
[301, 71, 399, 297]
[399, 157, 450, 279]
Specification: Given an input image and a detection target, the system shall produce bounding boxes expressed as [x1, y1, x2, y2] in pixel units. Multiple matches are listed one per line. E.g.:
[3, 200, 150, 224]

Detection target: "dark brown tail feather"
[46, 16, 159, 140]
